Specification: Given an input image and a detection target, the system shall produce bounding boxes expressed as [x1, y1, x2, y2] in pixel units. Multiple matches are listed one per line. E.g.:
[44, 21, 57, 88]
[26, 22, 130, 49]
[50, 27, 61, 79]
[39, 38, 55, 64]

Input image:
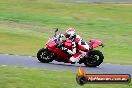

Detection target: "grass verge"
[0, 66, 131, 88]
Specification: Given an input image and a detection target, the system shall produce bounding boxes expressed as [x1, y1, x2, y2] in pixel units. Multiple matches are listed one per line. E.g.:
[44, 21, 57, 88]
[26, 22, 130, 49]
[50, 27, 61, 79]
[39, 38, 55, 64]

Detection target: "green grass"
[0, 0, 132, 64]
[0, 66, 131, 88]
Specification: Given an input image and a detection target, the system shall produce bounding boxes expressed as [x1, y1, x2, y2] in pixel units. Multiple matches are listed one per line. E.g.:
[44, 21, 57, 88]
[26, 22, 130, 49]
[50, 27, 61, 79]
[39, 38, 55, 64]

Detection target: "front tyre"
[37, 48, 54, 63]
[84, 50, 104, 67]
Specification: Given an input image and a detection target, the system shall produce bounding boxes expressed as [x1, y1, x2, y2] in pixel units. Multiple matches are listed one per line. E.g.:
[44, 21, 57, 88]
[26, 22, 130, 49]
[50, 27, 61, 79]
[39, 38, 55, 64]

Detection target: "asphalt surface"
[0, 54, 132, 76]
[65, 0, 132, 3]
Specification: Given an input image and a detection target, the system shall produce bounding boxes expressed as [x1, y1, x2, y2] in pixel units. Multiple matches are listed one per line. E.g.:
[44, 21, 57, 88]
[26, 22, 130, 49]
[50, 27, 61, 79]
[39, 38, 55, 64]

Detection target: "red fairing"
[64, 39, 72, 49]
[46, 42, 56, 48]
[88, 39, 102, 49]
[46, 40, 70, 62]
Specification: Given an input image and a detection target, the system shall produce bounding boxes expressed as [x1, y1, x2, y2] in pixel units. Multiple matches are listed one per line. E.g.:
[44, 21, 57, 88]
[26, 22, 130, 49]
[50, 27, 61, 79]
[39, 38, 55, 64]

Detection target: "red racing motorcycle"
[37, 29, 104, 67]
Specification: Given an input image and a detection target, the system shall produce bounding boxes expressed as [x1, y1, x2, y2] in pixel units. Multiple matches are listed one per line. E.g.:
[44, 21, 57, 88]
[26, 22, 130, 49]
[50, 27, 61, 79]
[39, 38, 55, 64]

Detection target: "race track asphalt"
[0, 54, 132, 76]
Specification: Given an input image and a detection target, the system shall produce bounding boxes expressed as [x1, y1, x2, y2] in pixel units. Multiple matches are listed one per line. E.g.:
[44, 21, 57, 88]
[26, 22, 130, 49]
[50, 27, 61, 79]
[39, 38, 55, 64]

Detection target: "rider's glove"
[60, 34, 64, 38]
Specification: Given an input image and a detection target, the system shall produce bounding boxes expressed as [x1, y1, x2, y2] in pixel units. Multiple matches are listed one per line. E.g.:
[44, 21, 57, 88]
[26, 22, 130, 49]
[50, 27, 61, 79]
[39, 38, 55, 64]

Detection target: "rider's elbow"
[72, 51, 76, 55]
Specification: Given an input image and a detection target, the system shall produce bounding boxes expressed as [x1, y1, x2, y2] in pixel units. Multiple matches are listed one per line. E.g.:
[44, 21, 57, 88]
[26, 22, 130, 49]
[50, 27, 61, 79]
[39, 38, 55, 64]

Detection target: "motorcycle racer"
[62, 28, 90, 63]
[37, 28, 104, 67]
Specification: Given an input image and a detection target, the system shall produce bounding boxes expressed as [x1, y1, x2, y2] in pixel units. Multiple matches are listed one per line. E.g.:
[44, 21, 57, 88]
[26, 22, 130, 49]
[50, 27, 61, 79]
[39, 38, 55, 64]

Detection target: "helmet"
[65, 28, 75, 33]
[65, 28, 76, 40]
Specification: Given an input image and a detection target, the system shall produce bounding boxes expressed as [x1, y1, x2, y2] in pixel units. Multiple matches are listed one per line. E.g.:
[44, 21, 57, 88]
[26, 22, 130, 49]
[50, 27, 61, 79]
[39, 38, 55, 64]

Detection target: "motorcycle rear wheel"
[84, 50, 104, 67]
[37, 48, 54, 63]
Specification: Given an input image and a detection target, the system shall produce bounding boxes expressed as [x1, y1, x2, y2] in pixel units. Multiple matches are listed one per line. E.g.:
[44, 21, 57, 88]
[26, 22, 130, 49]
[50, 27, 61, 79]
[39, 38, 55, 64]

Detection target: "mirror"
[53, 28, 58, 36]
[54, 28, 58, 32]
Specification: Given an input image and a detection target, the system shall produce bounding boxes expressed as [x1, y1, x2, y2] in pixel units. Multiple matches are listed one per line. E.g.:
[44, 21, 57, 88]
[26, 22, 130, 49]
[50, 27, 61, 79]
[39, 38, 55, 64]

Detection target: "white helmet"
[65, 28, 76, 40]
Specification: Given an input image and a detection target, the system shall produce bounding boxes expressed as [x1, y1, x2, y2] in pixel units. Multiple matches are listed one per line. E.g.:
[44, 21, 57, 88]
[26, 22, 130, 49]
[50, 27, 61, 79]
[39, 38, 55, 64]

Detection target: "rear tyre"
[84, 50, 104, 67]
[37, 48, 54, 63]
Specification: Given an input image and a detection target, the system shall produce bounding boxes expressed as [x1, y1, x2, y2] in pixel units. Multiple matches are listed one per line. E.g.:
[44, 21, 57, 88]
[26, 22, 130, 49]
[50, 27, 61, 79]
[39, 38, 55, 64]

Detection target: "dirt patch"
[0, 21, 54, 34]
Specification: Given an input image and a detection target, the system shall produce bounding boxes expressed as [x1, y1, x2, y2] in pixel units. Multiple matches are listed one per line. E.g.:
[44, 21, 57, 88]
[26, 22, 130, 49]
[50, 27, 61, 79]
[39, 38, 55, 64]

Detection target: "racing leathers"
[62, 35, 89, 63]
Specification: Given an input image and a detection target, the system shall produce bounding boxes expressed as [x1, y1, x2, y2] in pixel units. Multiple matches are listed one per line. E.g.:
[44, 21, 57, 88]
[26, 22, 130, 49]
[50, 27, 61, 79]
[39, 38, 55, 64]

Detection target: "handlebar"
[54, 28, 59, 37]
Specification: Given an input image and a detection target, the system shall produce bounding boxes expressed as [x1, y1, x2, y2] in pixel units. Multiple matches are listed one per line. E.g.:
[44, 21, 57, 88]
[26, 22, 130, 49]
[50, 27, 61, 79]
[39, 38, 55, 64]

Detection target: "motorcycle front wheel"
[84, 50, 104, 67]
[37, 48, 55, 63]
